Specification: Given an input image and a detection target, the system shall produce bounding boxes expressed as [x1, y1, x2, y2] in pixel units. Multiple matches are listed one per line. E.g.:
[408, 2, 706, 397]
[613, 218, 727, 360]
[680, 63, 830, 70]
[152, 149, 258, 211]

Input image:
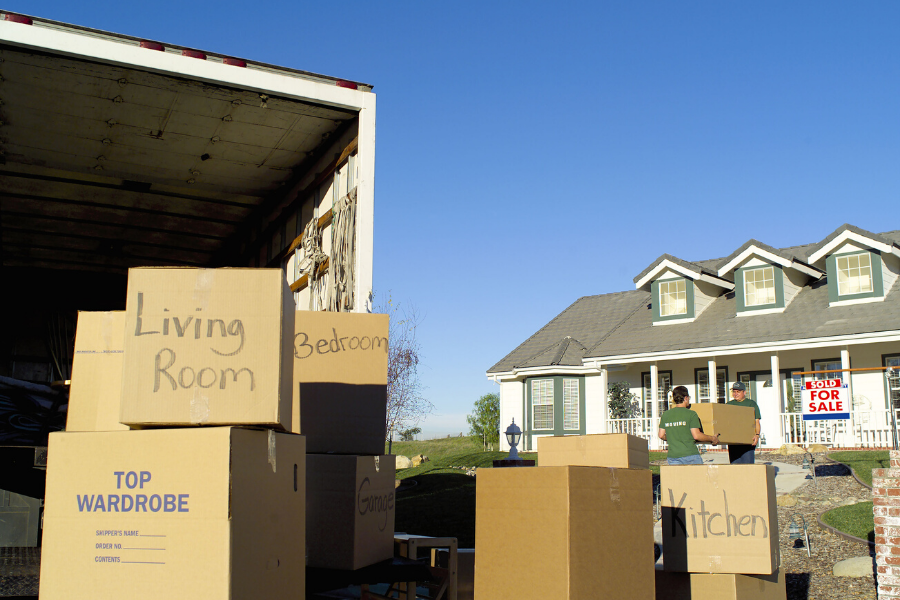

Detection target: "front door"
[754, 373, 786, 448]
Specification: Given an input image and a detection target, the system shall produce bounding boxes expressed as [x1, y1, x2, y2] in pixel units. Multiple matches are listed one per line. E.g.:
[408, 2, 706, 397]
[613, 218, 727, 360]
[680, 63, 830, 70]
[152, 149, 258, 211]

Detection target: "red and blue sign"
[802, 379, 849, 420]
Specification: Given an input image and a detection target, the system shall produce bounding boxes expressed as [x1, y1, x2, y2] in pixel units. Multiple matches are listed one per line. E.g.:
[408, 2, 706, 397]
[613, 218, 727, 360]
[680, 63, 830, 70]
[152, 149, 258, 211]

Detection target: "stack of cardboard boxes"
[295, 310, 396, 571]
[658, 464, 786, 600]
[473, 433, 655, 599]
[39, 267, 395, 599]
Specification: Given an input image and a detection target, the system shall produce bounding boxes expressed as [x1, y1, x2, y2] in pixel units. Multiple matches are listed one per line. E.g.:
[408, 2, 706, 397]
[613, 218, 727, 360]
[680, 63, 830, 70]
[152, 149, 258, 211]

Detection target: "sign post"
[802, 379, 850, 421]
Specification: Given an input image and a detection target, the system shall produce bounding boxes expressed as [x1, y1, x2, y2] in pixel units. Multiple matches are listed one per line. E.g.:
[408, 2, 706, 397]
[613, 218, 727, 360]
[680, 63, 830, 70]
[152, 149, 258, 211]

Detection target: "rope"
[295, 212, 328, 311]
[327, 186, 357, 312]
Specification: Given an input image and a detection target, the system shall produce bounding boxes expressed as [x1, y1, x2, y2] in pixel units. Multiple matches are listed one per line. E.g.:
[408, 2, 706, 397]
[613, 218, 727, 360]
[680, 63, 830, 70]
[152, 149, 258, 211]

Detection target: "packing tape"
[101, 312, 114, 350]
[268, 430, 277, 473]
[189, 388, 210, 424]
[374, 456, 380, 472]
[708, 555, 722, 573]
[192, 269, 214, 310]
[577, 436, 586, 456]
[608, 467, 621, 507]
[706, 464, 719, 488]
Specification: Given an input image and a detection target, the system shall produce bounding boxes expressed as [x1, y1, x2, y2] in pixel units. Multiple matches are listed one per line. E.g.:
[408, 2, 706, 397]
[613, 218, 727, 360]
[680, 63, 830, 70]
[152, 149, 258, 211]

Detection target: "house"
[487, 224, 900, 451]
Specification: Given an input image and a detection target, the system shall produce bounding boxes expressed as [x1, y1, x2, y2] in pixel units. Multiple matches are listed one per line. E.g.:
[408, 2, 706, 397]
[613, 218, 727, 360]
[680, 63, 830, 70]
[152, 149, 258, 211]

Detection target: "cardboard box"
[660, 464, 778, 574]
[66, 311, 129, 432]
[39, 427, 305, 600]
[537, 433, 649, 469]
[475, 466, 654, 600]
[306, 454, 395, 570]
[654, 567, 786, 600]
[293, 310, 388, 454]
[690, 403, 757, 444]
[119, 268, 294, 428]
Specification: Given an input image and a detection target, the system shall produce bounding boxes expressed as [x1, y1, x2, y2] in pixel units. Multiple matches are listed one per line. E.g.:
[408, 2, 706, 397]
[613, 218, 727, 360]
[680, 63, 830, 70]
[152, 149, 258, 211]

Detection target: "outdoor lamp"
[505, 419, 522, 460]
[787, 515, 810, 557]
[802, 455, 810, 470]
[803, 454, 817, 487]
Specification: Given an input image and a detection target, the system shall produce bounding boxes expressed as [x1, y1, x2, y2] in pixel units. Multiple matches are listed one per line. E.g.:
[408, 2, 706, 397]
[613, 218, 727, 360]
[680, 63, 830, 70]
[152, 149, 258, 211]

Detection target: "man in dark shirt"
[726, 381, 761, 464]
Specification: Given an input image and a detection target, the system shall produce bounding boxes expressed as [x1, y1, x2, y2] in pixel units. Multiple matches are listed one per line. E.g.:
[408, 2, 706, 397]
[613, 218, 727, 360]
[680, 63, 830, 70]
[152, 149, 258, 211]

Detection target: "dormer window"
[807, 225, 900, 306]
[836, 252, 873, 296]
[744, 266, 776, 306]
[659, 279, 687, 316]
[718, 239, 821, 315]
[634, 254, 733, 325]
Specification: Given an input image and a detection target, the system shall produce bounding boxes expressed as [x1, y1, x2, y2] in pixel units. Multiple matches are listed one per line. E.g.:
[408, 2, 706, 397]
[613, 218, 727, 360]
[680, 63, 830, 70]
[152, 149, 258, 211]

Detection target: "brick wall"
[874, 450, 900, 599]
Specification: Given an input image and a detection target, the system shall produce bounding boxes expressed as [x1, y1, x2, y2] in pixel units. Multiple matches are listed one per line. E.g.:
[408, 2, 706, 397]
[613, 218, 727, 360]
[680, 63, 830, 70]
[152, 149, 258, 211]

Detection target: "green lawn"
[828, 450, 890, 486]
[821, 501, 875, 543]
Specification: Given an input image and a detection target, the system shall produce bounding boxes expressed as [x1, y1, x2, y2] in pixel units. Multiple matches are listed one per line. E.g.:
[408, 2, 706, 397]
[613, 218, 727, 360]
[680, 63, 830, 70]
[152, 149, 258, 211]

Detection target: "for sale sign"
[802, 379, 850, 420]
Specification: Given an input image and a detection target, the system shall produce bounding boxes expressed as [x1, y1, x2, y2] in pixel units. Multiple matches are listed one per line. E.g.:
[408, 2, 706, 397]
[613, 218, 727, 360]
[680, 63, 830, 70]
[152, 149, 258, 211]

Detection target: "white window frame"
[563, 378, 580, 430]
[744, 266, 776, 307]
[837, 253, 873, 296]
[643, 372, 672, 417]
[697, 368, 727, 403]
[532, 379, 554, 430]
[659, 279, 687, 317]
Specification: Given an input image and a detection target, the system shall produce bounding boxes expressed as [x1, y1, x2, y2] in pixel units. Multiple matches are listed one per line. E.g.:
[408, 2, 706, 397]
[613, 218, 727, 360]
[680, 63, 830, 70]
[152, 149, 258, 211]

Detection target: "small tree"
[399, 427, 421, 441]
[608, 381, 640, 419]
[467, 392, 500, 448]
[377, 294, 433, 440]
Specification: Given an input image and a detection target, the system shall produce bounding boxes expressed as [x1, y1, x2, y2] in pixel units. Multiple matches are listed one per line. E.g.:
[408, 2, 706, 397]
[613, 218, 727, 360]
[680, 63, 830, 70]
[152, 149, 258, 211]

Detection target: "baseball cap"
[731, 382, 746, 391]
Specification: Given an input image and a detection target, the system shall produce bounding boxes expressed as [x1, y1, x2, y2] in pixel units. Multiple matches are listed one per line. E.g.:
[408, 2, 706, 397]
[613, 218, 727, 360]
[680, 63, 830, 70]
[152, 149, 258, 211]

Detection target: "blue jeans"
[667, 454, 703, 465]
[729, 444, 756, 464]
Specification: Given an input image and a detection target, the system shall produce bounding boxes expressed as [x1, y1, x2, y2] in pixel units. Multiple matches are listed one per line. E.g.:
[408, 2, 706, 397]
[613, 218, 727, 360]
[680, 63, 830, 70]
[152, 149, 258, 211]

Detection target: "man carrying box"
[726, 381, 762, 464]
[658, 386, 719, 465]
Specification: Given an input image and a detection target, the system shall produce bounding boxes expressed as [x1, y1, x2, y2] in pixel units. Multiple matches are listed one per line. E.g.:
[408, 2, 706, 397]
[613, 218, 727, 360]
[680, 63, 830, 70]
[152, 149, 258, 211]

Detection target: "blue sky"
[14, 2, 900, 437]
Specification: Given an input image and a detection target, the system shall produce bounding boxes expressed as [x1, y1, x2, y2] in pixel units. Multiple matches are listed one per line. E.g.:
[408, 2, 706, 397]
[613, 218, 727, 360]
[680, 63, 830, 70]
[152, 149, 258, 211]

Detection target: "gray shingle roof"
[715, 239, 811, 274]
[487, 290, 648, 373]
[806, 223, 900, 262]
[633, 254, 717, 285]
[489, 227, 900, 374]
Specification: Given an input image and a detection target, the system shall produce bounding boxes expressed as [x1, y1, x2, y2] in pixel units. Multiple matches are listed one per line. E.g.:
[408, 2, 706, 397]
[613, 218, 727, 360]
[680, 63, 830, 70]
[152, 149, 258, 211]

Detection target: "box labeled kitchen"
[119, 268, 294, 428]
[660, 464, 778, 574]
[39, 427, 305, 600]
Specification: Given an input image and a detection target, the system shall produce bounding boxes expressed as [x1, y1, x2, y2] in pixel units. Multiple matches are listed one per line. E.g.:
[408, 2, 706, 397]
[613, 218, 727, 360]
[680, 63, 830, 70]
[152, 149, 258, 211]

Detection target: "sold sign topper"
[802, 379, 849, 421]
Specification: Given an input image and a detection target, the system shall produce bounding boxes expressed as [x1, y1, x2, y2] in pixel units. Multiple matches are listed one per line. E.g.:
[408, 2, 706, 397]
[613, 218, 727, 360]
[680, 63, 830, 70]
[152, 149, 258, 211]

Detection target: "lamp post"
[802, 454, 817, 488]
[787, 515, 810, 557]
[887, 368, 898, 451]
[505, 419, 522, 460]
[492, 418, 534, 468]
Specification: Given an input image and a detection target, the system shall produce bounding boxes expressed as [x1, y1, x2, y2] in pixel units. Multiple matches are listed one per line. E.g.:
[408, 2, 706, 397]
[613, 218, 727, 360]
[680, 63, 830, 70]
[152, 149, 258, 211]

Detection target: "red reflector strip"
[335, 80, 358, 90]
[182, 49, 207, 60]
[223, 58, 247, 67]
[4, 13, 33, 25]
[140, 40, 165, 51]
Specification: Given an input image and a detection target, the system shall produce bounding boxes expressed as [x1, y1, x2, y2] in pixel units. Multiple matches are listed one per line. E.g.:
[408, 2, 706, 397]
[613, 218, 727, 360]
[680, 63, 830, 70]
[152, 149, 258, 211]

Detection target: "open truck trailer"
[0, 11, 376, 547]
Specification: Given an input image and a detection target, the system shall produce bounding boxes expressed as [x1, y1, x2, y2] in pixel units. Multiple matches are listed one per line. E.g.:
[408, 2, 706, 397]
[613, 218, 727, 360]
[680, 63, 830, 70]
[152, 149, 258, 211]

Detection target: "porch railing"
[780, 410, 900, 448]
[607, 417, 666, 450]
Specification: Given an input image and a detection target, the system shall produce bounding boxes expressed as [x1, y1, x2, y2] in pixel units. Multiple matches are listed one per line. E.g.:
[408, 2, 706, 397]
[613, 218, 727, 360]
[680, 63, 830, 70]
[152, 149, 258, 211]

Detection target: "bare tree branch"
[375, 294, 433, 439]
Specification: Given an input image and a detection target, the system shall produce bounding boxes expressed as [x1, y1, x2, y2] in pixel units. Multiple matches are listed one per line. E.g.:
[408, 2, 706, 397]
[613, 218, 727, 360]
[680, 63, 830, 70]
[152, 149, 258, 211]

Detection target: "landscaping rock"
[777, 495, 798, 507]
[808, 444, 829, 453]
[832, 556, 874, 577]
[396, 455, 412, 469]
[777, 444, 807, 455]
[411, 454, 429, 467]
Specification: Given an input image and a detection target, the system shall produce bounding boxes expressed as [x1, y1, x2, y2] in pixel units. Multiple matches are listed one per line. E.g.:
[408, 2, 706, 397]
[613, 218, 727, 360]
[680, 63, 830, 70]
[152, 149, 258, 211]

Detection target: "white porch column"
[841, 348, 852, 396]
[770, 354, 783, 447]
[599, 367, 609, 434]
[841, 347, 854, 448]
[708, 359, 717, 403]
[650, 363, 660, 450]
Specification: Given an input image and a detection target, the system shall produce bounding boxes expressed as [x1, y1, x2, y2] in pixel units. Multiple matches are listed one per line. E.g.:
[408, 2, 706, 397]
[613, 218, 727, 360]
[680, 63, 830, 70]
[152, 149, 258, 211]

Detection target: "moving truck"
[0, 10, 376, 546]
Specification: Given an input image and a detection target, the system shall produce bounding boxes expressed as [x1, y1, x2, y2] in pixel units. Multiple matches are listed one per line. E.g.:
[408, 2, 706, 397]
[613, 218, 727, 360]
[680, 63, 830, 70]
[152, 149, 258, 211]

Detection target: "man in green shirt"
[726, 381, 762, 464]
[658, 386, 719, 465]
